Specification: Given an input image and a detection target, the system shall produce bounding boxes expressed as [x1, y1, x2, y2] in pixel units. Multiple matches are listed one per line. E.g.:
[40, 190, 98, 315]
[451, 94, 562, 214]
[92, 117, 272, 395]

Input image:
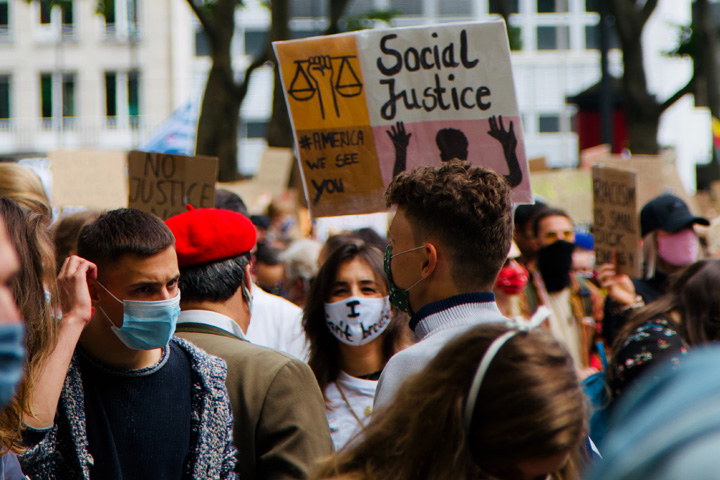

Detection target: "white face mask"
[324, 296, 391, 346]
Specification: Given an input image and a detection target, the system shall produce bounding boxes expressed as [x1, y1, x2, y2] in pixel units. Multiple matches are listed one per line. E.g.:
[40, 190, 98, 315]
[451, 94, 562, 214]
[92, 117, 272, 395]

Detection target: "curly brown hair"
[313, 323, 587, 480]
[385, 160, 513, 291]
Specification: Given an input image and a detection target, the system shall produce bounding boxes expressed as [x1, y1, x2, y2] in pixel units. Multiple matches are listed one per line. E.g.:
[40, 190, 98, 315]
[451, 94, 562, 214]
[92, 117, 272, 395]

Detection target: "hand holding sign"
[596, 256, 638, 308]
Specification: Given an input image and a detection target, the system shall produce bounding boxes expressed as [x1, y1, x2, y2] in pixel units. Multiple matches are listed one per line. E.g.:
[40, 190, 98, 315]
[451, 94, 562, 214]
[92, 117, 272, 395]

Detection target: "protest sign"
[588, 150, 697, 213]
[592, 164, 641, 277]
[274, 20, 531, 217]
[128, 151, 218, 220]
[530, 169, 593, 225]
[49, 150, 128, 210]
[219, 147, 294, 214]
[528, 156, 548, 172]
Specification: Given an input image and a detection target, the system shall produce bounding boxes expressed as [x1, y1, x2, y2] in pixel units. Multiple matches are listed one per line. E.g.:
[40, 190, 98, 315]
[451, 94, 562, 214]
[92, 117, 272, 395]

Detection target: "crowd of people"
[0, 157, 718, 479]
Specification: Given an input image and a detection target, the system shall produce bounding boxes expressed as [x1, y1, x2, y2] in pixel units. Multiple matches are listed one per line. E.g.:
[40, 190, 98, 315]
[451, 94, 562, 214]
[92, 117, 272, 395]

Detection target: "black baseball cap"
[640, 193, 709, 237]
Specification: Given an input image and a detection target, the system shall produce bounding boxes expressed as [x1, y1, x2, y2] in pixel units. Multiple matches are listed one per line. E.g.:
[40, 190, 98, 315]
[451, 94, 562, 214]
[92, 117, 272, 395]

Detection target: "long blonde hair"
[0, 163, 52, 221]
[314, 324, 587, 480]
[0, 199, 58, 453]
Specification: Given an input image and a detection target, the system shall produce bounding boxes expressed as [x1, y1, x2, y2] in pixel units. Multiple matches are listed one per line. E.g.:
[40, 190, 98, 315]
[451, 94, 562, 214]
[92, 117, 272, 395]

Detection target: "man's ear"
[244, 264, 253, 291]
[421, 243, 438, 278]
[87, 277, 101, 305]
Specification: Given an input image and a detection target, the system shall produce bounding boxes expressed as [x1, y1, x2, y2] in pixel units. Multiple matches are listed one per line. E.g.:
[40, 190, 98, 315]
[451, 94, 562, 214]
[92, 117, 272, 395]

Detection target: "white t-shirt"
[325, 371, 377, 451]
[246, 284, 310, 361]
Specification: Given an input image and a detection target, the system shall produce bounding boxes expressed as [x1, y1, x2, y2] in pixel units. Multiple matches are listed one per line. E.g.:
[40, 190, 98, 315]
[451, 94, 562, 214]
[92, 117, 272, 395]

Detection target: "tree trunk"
[620, 32, 661, 154]
[697, 0, 720, 118]
[194, 0, 241, 182]
[265, 0, 293, 148]
[609, 0, 661, 154]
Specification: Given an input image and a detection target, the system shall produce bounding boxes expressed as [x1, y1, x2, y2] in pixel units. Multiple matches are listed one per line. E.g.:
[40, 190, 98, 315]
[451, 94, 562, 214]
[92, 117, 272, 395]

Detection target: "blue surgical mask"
[0, 323, 26, 408]
[383, 244, 425, 314]
[96, 282, 180, 350]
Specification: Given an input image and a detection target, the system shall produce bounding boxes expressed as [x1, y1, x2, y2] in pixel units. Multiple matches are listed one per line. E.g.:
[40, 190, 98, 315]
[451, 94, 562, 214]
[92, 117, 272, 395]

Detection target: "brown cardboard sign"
[128, 151, 218, 220]
[50, 150, 128, 210]
[592, 164, 641, 277]
[530, 169, 593, 225]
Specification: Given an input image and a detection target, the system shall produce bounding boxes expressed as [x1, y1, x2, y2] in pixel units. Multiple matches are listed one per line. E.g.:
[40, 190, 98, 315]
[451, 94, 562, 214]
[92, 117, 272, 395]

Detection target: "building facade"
[0, 0, 710, 190]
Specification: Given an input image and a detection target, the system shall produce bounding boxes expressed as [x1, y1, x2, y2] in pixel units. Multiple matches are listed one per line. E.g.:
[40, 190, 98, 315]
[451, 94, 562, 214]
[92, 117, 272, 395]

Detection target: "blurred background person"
[572, 231, 596, 281]
[599, 193, 708, 347]
[252, 243, 285, 296]
[587, 345, 720, 480]
[281, 238, 323, 308]
[303, 242, 401, 450]
[0, 163, 52, 223]
[523, 208, 604, 370]
[51, 210, 101, 274]
[513, 200, 547, 270]
[313, 323, 588, 480]
[493, 241, 529, 320]
[607, 259, 720, 407]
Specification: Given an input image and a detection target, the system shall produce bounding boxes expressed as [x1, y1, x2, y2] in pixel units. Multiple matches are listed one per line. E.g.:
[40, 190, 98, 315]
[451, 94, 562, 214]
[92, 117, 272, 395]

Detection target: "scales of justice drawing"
[287, 55, 364, 120]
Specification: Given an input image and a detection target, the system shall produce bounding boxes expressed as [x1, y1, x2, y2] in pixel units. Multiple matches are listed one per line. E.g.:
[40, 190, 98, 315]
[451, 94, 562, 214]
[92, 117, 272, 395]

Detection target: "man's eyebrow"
[128, 280, 162, 289]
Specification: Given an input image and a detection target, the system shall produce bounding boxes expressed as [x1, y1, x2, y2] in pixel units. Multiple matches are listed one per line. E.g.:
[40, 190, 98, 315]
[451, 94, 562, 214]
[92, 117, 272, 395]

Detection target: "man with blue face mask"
[18, 208, 238, 479]
[373, 161, 513, 409]
[167, 206, 333, 480]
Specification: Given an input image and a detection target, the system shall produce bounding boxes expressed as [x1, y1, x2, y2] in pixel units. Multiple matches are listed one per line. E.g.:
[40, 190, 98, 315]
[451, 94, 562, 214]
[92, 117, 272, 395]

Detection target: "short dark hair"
[385, 160, 513, 290]
[436, 128, 469, 161]
[77, 208, 175, 275]
[178, 253, 251, 303]
[530, 208, 572, 238]
[214, 188, 248, 217]
[514, 202, 547, 232]
[254, 243, 281, 266]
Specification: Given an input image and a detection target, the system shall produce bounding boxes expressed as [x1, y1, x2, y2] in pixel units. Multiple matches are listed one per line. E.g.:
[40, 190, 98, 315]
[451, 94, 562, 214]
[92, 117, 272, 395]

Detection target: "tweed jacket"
[18, 337, 238, 480]
[176, 319, 333, 480]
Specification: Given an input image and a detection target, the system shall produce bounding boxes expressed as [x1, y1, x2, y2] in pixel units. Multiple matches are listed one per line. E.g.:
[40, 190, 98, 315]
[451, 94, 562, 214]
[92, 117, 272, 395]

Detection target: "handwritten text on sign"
[128, 151, 218, 220]
[592, 165, 641, 278]
[274, 21, 532, 218]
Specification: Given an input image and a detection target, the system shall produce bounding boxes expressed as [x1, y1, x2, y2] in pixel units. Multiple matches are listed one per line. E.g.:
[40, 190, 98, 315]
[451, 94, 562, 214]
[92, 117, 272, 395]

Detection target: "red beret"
[166, 206, 257, 268]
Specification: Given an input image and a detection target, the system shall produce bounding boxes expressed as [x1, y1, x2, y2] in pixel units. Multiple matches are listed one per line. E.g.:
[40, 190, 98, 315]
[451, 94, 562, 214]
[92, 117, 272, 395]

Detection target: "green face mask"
[383, 244, 425, 314]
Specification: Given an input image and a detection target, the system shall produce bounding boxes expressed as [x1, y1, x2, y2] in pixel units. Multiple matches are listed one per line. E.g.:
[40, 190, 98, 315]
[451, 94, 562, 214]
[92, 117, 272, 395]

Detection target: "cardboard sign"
[528, 156, 548, 172]
[530, 169, 593, 225]
[592, 164, 641, 277]
[274, 21, 531, 217]
[49, 150, 128, 210]
[588, 150, 697, 213]
[218, 147, 295, 215]
[128, 151, 218, 220]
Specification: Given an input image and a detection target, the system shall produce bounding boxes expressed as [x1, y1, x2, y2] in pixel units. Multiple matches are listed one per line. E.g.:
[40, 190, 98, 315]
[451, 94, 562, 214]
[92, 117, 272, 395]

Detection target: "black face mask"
[537, 240, 575, 293]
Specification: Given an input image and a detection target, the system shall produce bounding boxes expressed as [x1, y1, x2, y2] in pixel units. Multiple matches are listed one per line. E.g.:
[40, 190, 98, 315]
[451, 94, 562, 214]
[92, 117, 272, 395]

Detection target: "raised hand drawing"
[488, 115, 522, 187]
[307, 55, 339, 119]
[387, 121, 412, 178]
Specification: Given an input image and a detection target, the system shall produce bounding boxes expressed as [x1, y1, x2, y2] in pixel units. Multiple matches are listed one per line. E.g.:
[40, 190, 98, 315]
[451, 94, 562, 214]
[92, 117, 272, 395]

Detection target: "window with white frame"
[105, 70, 141, 128]
[0, 75, 9, 130]
[103, 0, 140, 41]
[40, 72, 76, 130]
[536, 25, 569, 50]
[37, 0, 75, 41]
[0, 0, 10, 42]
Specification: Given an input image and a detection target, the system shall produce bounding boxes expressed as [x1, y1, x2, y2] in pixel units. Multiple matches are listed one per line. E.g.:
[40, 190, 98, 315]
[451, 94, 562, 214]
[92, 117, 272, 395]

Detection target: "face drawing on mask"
[324, 257, 390, 347]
